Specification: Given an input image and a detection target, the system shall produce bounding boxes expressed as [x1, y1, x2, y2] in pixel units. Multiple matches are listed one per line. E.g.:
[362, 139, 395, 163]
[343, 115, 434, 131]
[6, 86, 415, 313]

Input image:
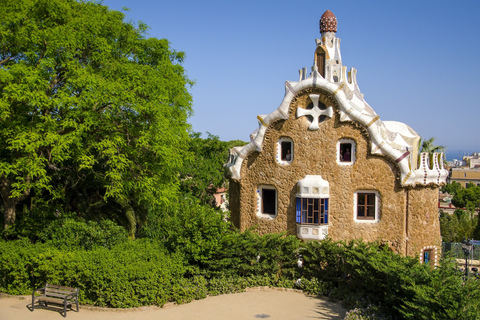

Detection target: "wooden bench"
[32, 283, 79, 317]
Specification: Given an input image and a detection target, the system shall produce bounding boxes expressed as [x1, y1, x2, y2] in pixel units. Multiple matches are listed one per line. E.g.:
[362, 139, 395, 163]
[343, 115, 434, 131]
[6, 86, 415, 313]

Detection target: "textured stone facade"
[230, 89, 441, 256]
[226, 11, 446, 261]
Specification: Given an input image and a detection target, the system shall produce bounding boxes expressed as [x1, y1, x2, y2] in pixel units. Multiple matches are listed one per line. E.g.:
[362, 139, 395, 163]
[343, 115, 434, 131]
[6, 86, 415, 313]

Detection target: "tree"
[179, 132, 246, 207]
[441, 181, 462, 196]
[451, 187, 480, 211]
[0, 0, 193, 233]
[418, 137, 445, 154]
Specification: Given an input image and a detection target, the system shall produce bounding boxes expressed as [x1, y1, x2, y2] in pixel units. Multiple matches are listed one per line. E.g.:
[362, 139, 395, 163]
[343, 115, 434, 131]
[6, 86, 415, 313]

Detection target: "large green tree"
[0, 0, 192, 233]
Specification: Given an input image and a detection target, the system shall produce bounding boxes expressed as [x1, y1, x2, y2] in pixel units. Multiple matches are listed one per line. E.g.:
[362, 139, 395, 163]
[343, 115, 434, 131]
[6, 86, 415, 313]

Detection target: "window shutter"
[324, 199, 328, 224]
[296, 198, 301, 223]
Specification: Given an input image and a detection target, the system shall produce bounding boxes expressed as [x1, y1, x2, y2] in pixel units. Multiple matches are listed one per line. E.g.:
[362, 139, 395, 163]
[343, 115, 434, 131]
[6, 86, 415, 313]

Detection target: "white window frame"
[353, 190, 380, 223]
[256, 185, 277, 219]
[276, 137, 293, 165]
[337, 138, 356, 166]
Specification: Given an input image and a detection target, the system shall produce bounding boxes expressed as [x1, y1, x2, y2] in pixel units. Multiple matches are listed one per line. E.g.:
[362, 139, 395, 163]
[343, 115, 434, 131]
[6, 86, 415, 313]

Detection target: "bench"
[32, 283, 79, 317]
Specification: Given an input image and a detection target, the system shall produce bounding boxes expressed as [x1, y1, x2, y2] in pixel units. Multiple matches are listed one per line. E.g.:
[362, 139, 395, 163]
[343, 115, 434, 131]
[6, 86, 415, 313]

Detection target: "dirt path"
[1, 288, 346, 320]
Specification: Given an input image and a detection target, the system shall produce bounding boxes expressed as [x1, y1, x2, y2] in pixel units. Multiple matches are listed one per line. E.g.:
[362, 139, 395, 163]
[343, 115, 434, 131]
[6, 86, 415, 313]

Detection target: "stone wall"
[406, 186, 442, 257]
[230, 88, 440, 256]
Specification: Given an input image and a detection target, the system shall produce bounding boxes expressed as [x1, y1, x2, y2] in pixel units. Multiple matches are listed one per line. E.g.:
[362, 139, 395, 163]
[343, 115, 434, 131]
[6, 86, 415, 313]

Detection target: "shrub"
[0, 239, 188, 307]
[38, 217, 128, 250]
[201, 230, 300, 280]
[138, 196, 230, 266]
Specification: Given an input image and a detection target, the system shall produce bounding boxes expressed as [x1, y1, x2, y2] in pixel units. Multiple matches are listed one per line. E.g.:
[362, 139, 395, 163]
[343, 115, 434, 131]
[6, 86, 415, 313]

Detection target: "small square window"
[423, 249, 433, 264]
[337, 139, 356, 165]
[354, 191, 379, 223]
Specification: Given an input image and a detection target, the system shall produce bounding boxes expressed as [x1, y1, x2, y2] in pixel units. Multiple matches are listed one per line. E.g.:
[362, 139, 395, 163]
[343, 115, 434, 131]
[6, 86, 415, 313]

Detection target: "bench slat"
[46, 284, 77, 291]
[42, 292, 76, 299]
[36, 296, 74, 304]
[45, 288, 77, 295]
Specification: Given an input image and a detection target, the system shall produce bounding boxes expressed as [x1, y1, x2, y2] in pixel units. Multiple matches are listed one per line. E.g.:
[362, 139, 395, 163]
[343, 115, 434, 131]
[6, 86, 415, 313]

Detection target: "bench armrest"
[65, 292, 78, 299]
[32, 287, 45, 294]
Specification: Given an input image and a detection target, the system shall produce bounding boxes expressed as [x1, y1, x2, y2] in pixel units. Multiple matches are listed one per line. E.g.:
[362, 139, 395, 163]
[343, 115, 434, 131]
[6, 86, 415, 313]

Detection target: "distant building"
[225, 10, 448, 264]
[464, 153, 480, 168]
[450, 168, 480, 187]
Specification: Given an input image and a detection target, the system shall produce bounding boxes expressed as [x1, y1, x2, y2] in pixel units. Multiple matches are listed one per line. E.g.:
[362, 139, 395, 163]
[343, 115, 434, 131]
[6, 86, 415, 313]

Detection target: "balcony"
[296, 224, 328, 240]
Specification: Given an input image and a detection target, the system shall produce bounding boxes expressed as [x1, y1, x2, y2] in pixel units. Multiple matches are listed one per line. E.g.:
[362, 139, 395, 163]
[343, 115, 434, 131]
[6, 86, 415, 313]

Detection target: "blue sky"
[102, 0, 480, 159]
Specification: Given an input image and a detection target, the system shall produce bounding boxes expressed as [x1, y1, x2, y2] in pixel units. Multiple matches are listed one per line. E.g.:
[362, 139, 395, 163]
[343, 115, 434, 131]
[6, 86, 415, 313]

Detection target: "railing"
[442, 242, 480, 260]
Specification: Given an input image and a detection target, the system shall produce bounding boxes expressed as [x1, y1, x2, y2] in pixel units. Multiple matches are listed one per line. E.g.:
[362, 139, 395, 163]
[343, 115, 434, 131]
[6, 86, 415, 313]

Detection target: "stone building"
[225, 10, 448, 263]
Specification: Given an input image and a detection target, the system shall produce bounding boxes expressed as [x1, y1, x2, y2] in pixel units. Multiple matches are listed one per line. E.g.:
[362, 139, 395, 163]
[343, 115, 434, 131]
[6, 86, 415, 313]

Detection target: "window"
[281, 141, 292, 161]
[296, 198, 328, 225]
[257, 186, 277, 218]
[421, 247, 437, 266]
[423, 249, 433, 264]
[354, 191, 380, 223]
[337, 139, 356, 165]
[276, 137, 293, 165]
[315, 47, 326, 78]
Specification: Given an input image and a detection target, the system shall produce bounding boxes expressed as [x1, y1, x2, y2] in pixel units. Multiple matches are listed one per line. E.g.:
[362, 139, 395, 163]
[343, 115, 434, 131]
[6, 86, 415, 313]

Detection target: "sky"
[102, 0, 480, 159]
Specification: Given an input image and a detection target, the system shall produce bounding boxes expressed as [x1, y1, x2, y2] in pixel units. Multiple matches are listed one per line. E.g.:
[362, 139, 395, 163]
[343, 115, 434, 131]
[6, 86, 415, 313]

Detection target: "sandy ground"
[0, 288, 347, 320]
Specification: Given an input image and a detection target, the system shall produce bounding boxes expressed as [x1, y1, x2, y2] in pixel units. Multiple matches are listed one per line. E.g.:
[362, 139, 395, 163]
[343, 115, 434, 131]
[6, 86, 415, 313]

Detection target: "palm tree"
[418, 137, 445, 154]
[418, 137, 447, 168]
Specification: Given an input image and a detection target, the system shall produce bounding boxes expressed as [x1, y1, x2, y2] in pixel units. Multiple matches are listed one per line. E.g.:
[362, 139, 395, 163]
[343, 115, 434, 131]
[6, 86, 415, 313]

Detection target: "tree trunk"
[0, 179, 16, 230]
[3, 197, 16, 230]
[0, 176, 28, 230]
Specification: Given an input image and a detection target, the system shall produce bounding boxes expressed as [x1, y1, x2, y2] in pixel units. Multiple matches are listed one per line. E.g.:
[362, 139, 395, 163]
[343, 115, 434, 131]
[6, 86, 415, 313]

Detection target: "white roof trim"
[226, 70, 448, 187]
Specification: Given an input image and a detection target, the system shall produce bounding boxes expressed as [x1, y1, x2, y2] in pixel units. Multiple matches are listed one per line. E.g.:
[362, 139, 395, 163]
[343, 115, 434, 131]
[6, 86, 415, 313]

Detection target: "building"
[464, 153, 480, 168]
[225, 11, 448, 262]
[450, 168, 480, 187]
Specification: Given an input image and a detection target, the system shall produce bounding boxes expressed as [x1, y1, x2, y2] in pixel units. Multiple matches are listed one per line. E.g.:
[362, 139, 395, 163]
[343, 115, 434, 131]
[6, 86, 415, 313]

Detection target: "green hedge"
[0, 239, 185, 307]
[2, 234, 480, 318]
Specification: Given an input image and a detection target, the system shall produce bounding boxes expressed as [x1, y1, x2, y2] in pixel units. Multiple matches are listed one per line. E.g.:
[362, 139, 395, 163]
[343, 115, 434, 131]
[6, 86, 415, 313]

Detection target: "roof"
[225, 14, 448, 188]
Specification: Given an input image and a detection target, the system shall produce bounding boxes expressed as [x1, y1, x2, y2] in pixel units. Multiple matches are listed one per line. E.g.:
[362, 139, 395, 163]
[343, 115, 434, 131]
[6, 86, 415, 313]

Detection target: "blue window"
[296, 198, 328, 225]
[424, 250, 433, 264]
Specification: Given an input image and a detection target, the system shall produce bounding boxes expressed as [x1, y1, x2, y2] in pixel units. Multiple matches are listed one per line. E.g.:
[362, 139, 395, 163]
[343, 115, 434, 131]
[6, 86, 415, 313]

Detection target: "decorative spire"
[319, 10, 337, 33]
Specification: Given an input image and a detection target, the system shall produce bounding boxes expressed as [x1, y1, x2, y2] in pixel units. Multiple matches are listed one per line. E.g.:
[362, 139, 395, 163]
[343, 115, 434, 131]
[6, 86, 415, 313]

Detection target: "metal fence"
[442, 242, 480, 261]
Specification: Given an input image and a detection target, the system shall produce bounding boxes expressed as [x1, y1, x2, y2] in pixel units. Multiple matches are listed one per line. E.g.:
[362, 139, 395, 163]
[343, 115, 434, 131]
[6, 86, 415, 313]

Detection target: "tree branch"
[0, 55, 13, 66]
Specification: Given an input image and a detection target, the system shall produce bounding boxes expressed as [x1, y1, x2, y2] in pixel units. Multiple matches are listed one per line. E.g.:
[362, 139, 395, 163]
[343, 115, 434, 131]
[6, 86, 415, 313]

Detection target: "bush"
[0, 239, 188, 307]
[38, 217, 128, 250]
[138, 196, 231, 267]
[201, 230, 300, 280]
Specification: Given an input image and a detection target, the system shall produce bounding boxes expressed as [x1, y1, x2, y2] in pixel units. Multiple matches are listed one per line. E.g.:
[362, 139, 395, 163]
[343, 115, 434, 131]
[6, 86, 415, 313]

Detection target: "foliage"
[0, 0, 193, 232]
[301, 239, 480, 320]
[418, 137, 445, 154]
[38, 216, 128, 250]
[0, 238, 187, 307]
[441, 181, 462, 196]
[2, 232, 480, 319]
[440, 209, 478, 242]
[201, 230, 300, 280]
[398, 258, 480, 320]
[344, 305, 394, 320]
[137, 195, 231, 267]
[451, 186, 480, 211]
[179, 133, 245, 207]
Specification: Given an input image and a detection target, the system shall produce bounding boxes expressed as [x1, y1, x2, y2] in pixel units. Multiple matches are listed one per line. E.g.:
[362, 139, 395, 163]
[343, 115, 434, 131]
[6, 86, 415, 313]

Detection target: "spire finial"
[320, 10, 337, 33]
